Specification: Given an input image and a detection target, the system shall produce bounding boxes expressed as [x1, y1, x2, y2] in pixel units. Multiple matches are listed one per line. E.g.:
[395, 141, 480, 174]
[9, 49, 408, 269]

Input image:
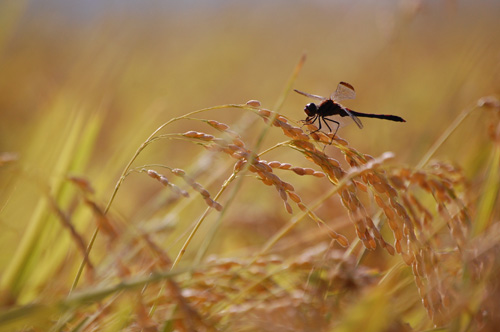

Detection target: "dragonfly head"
[304, 103, 318, 117]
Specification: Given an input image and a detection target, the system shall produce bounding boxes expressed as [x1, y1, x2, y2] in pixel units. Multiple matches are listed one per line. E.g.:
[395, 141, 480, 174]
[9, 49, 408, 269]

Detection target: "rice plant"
[1, 3, 500, 330]
[1, 52, 500, 330]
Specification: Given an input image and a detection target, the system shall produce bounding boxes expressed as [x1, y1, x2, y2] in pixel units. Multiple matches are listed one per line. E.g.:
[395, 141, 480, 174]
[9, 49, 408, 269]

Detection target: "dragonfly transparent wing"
[294, 89, 326, 101]
[343, 107, 364, 129]
[331, 81, 356, 101]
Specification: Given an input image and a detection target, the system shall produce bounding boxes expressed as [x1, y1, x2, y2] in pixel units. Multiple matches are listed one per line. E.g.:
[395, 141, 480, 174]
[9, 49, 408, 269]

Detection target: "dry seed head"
[401, 195, 419, 227]
[361, 238, 371, 250]
[352, 217, 368, 237]
[344, 191, 363, 213]
[335, 234, 349, 247]
[277, 115, 288, 123]
[268, 161, 281, 168]
[289, 127, 310, 140]
[333, 136, 349, 146]
[198, 134, 214, 141]
[292, 140, 315, 151]
[234, 159, 246, 172]
[412, 171, 430, 190]
[284, 201, 293, 214]
[303, 168, 316, 175]
[207, 120, 230, 131]
[288, 191, 302, 203]
[353, 180, 367, 191]
[414, 258, 425, 277]
[263, 172, 282, 186]
[279, 121, 293, 131]
[192, 182, 210, 198]
[312, 171, 325, 178]
[383, 206, 396, 221]
[272, 118, 284, 127]
[383, 243, 395, 255]
[367, 237, 377, 250]
[363, 154, 374, 161]
[147, 169, 161, 180]
[374, 195, 386, 209]
[182, 130, 202, 138]
[386, 186, 398, 198]
[204, 143, 223, 152]
[364, 216, 375, 228]
[184, 131, 213, 140]
[298, 202, 307, 212]
[415, 275, 424, 289]
[312, 131, 331, 144]
[282, 181, 294, 191]
[326, 158, 339, 167]
[412, 261, 421, 277]
[372, 180, 388, 194]
[172, 168, 186, 177]
[204, 197, 223, 211]
[248, 164, 258, 173]
[258, 109, 272, 117]
[159, 176, 170, 186]
[169, 184, 189, 198]
[255, 161, 273, 173]
[227, 143, 245, 153]
[291, 167, 306, 176]
[278, 188, 288, 201]
[390, 199, 409, 219]
[399, 168, 412, 179]
[304, 123, 318, 132]
[390, 221, 403, 241]
[389, 175, 406, 190]
[246, 100, 261, 107]
[232, 137, 245, 148]
[281, 127, 302, 140]
[345, 154, 358, 167]
[231, 150, 250, 160]
[361, 173, 368, 183]
[279, 163, 292, 170]
[402, 251, 415, 265]
[395, 239, 402, 253]
[309, 131, 320, 141]
[259, 176, 273, 186]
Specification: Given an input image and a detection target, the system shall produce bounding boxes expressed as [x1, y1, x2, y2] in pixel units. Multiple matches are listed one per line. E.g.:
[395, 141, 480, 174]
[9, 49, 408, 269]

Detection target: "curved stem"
[71, 104, 256, 292]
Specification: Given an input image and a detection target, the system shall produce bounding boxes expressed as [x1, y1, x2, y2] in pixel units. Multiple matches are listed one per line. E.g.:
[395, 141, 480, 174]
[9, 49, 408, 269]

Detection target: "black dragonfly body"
[294, 82, 405, 137]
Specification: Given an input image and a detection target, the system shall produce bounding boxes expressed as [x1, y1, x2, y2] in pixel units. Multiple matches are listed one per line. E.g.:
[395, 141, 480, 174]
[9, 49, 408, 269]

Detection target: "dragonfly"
[294, 82, 406, 138]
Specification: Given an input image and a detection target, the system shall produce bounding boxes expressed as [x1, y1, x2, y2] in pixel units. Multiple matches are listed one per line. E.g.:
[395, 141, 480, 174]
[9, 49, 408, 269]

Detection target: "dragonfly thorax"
[304, 103, 318, 117]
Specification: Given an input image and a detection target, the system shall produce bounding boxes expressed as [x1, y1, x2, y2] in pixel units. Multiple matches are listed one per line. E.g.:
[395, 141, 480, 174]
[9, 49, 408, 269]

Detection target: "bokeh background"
[1, 0, 500, 329]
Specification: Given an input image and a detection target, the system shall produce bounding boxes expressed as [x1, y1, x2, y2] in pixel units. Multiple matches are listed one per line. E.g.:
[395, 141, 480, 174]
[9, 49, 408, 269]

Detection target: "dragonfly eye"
[304, 103, 317, 116]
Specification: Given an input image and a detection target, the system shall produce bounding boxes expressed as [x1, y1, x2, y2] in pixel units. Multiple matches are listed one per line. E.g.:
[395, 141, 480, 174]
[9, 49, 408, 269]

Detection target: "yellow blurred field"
[1, 1, 500, 331]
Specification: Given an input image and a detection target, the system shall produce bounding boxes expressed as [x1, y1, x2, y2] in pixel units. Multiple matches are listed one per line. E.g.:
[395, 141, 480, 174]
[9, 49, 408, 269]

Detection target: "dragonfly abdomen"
[347, 109, 406, 122]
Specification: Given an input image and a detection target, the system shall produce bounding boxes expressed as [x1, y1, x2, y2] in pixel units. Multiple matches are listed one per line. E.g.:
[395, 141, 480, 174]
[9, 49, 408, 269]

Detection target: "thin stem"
[417, 105, 477, 169]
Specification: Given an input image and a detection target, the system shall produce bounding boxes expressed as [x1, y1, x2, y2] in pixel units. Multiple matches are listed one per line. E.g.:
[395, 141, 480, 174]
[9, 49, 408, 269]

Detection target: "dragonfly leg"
[307, 115, 321, 134]
[323, 118, 340, 144]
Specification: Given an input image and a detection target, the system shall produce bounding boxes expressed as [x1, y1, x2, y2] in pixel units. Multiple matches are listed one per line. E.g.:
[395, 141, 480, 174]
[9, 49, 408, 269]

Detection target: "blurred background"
[1, 0, 499, 303]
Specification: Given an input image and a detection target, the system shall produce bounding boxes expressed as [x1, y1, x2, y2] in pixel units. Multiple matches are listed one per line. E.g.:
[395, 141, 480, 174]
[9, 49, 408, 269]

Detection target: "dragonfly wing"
[343, 108, 364, 129]
[294, 89, 326, 101]
[331, 81, 356, 101]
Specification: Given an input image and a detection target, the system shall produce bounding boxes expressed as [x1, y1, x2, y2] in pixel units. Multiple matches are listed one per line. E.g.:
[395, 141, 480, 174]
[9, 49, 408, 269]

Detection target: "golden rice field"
[1, 1, 500, 331]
